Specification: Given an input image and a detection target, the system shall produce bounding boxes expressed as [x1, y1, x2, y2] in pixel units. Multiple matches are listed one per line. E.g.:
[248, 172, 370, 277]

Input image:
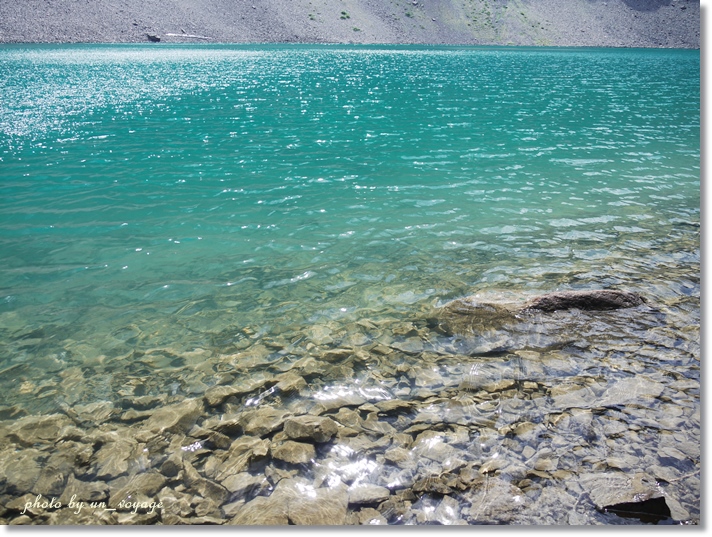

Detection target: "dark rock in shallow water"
[580, 472, 686, 523]
[523, 290, 646, 313]
[603, 496, 672, 524]
[431, 288, 650, 355]
[435, 289, 646, 336]
[437, 289, 646, 333]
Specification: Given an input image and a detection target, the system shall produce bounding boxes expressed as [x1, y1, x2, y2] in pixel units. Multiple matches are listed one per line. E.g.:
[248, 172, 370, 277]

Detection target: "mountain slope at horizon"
[0, 0, 700, 48]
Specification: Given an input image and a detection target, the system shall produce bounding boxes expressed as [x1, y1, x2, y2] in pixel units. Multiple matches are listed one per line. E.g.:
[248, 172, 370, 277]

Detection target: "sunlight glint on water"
[0, 44, 700, 525]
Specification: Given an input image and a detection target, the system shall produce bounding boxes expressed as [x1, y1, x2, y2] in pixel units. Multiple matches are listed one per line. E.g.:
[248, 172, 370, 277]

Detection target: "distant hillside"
[0, 0, 700, 48]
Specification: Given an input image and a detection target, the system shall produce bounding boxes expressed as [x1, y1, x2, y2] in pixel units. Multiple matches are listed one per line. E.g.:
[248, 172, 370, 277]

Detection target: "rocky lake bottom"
[0, 269, 700, 525]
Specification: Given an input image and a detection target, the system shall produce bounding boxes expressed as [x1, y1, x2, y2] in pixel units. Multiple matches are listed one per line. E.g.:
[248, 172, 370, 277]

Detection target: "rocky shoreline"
[0, 0, 700, 48]
[0, 289, 700, 525]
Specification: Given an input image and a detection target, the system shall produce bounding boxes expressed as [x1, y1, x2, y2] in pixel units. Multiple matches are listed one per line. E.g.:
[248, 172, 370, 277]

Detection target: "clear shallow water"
[0, 45, 700, 525]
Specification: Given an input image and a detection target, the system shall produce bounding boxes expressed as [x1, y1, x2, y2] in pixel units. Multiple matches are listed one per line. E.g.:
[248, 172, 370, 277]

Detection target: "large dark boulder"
[430, 289, 650, 354]
[523, 290, 646, 313]
[435, 289, 646, 337]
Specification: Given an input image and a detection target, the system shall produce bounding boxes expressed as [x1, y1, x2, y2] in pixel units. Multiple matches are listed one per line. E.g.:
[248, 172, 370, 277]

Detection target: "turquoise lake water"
[0, 45, 700, 524]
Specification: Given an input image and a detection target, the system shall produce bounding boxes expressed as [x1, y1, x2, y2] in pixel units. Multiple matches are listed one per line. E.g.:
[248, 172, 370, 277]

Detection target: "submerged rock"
[283, 415, 339, 443]
[59, 474, 110, 504]
[270, 440, 315, 465]
[6, 413, 73, 447]
[92, 438, 138, 480]
[159, 454, 183, 478]
[432, 288, 650, 355]
[213, 436, 269, 482]
[183, 460, 229, 505]
[34, 449, 78, 497]
[434, 298, 519, 337]
[73, 401, 116, 426]
[238, 407, 290, 437]
[220, 472, 268, 496]
[352, 507, 388, 525]
[523, 290, 646, 313]
[580, 472, 659, 509]
[287, 484, 348, 525]
[0, 448, 43, 494]
[463, 477, 529, 523]
[229, 478, 348, 525]
[348, 483, 391, 506]
[438, 289, 646, 333]
[108, 471, 167, 509]
[229, 495, 289, 525]
[203, 379, 268, 407]
[579, 472, 681, 522]
[602, 496, 672, 524]
[143, 398, 203, 434]
[433, 494, 467, 525]
[598, 377, 664, 408]
[274, 372, 308, 395]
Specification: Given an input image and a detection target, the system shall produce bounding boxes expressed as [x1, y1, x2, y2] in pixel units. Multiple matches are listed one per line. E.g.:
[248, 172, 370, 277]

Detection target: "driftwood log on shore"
[165, 33, 212, 40]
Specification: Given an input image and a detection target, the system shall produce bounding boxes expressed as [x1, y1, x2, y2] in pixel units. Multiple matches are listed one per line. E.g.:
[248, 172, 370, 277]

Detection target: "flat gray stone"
[203, 379, 267, 407]
[221, 472, 268, 496]
[7, 413, 73, 447]
[286, 484, 348, 525]
[32, 447, 79, 497]
[464, 477, 529, 523]
[229, 478, 348, 525]
[143, 398, 203, 434]
[214, 436, 269, 482]
[92, 438, 138, 480]
[284, 415, 339, 443]
[391, 338, 424, 354]
[433, 494, 467, 525]
[598, 378, 665, 408]
[348, 483, 391, 505]
[229, 495, 289, 525]
[579, 472, 662, 510]
[183, 460, 229, 505]
[108, 471, 167, 509]
[238, 407, 290, 437]
[59, 474, 110, 504]
[271, 440, 315, 465]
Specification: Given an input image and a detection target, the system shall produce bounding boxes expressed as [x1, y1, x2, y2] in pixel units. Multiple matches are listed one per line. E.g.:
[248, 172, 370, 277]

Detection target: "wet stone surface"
[0, 287, 700, 525]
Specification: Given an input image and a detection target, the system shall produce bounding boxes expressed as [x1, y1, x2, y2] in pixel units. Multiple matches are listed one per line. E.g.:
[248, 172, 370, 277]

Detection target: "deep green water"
[0, 45, 700, 524]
